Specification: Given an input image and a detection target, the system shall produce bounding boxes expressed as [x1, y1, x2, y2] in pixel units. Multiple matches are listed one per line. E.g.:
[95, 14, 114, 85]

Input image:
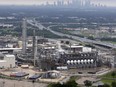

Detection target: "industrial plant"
[0, 18, 115, 71]
[0, 18, 115, 87]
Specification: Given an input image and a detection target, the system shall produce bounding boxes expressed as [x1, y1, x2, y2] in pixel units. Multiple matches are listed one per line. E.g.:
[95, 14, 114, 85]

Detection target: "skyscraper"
[84, 0, 91, 7]
[71, 0, 82, 8]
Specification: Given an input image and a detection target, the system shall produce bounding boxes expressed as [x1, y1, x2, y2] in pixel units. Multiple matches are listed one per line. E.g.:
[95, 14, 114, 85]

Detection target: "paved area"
[39, 76, 65, 83]
[0, 79, 48, 87]
[76, 77, 97, 85]
[1, 67, 43, 76]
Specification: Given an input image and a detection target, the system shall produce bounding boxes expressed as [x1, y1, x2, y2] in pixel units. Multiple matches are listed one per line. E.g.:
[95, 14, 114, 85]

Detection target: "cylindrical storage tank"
[84, 59, 87, 64]
[81, 60, 84, 64]
[67, 60, 70, 65]
[78, 60, 80, 64]
[88, 59, 91, 63]
[74, 60, 77, 64]
[71, 60, 74, 64]
[91, 59, 94, 63]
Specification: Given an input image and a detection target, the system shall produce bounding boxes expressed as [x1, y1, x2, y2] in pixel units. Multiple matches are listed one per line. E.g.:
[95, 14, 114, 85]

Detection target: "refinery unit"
[0, 18, 115, 86]
[0, 18, 115, 73]
[0, 19, 98, 70]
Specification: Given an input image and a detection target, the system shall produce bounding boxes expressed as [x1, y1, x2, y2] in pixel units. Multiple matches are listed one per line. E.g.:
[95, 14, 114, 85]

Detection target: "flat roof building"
[0, 54, 15, 69]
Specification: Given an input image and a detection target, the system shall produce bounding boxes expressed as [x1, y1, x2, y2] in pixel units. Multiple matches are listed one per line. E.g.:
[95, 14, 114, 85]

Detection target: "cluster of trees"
[48, 80, 116, 87]
[27, 28, 62, 38]
[47, 80, 92, 87]
[48, 80, 78, 87]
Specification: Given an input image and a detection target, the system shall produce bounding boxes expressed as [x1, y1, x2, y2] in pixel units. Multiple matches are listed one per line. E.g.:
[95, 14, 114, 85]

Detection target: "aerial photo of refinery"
[0, 0, 116, 87]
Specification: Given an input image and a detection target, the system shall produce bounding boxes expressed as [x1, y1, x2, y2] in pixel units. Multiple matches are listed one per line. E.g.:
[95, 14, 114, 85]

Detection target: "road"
[47, 25, 116, 49]
[27, 19, 45, 30]
[27, 19, 116, 49]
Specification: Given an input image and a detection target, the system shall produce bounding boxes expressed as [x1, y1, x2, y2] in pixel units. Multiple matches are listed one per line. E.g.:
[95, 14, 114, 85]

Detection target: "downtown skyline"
[0, 0, 115, 7]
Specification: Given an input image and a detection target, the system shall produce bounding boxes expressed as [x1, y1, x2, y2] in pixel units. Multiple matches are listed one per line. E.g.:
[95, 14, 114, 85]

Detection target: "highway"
[27, 19, 116, 49]
[47, 25, 116, 48]
[27, 19, 45, 30]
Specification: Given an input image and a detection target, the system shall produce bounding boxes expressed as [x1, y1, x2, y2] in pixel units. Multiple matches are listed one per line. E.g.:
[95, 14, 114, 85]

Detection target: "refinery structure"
[0, 18, 115, 86]
[0, 0, 116, 86]
[0, 18, 115, 71]
[14, 19, 99, 71]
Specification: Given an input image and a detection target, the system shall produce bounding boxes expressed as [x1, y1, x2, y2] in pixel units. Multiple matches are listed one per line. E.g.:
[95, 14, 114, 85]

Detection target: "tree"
[47, 80, 79, 87]
[48, 83, 62, 87]
[111, 71, 116, 82]
[98, 85, 104, 87]
[111, 71, 116, 79]
[111, 82, 116, 87]
[84, 80, 92, 87]
[66, 80, 78, 87]
[65, 41, 70, 44]
[98, 84, 110, 87]
[52, 83, 62, 87]
[103, 84, 110, 87]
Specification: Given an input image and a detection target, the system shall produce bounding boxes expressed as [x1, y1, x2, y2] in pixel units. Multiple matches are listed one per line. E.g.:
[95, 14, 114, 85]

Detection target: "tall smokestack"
[33, 29, 37, 67]
[22, 18, 27, 54]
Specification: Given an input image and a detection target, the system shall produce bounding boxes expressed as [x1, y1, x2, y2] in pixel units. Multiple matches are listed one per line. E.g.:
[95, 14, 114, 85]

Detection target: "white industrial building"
[60, 44, 98, 69]
[0, 54, 15, 69]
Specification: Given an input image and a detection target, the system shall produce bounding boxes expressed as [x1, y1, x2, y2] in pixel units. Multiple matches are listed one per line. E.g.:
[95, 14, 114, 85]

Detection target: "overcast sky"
[0, 0, 115, 7]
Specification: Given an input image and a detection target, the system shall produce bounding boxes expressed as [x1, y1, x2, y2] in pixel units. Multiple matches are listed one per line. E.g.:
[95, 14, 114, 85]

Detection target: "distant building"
[0, 24, 13, 28]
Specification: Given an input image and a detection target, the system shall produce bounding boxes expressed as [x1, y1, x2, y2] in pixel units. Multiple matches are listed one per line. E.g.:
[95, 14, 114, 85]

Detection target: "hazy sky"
[0, 0, 115, 7]
[92, 0, 116, 7]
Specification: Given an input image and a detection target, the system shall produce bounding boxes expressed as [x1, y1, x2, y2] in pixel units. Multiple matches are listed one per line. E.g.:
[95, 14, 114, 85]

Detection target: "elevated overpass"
[27, 19, 116, 49]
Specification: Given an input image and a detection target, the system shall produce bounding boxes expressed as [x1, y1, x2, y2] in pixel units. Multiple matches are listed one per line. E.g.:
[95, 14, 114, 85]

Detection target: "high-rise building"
[84, 0, 91, 7]
[71, 0, 82, 8]
[57, 0, 62, 6]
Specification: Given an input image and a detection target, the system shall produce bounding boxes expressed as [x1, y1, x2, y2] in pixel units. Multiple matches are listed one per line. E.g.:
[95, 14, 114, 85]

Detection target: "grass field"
[101, 71, 116, 86]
